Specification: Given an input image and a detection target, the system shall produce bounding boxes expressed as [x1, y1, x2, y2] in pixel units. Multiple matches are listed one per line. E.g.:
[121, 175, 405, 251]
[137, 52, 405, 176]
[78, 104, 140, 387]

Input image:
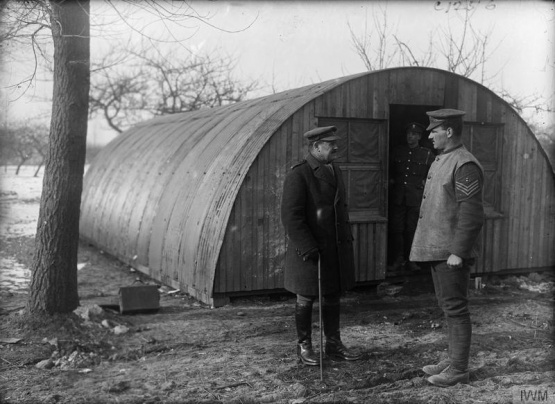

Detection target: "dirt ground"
[1, 167, 554, 403]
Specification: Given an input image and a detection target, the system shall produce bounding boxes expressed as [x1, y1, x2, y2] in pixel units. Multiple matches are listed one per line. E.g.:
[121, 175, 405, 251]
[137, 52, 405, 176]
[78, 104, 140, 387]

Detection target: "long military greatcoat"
[281, 153, 356, 296]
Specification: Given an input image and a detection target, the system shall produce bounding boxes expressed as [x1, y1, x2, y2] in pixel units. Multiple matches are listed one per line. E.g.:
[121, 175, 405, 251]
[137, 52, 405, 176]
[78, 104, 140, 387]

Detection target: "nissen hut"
[80, 67, 555, 307]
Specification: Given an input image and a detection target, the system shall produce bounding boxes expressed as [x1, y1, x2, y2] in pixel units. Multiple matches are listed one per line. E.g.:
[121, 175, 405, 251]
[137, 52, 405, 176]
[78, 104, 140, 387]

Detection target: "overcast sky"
[1, 0, 553, 145]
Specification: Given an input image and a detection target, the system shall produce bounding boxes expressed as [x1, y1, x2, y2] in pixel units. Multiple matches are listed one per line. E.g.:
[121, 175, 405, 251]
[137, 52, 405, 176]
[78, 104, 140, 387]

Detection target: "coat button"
[419, 215, 423, 219]
[428, 175, 432, 179]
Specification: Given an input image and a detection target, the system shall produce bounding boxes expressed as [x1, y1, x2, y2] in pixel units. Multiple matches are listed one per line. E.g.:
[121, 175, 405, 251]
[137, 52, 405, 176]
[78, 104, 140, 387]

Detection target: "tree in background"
[27, 0, 90, 314]
[349, 4, 554, 156]
[0, 121, 49, 175]
[89, 44, 257, 133]
[349, 6, 496, 81]
[0, 125, 34, 173]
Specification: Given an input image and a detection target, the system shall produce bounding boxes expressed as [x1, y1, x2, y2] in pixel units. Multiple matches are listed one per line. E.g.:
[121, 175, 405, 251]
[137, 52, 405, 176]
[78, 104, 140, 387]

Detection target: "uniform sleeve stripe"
[456, 180, 480, 196]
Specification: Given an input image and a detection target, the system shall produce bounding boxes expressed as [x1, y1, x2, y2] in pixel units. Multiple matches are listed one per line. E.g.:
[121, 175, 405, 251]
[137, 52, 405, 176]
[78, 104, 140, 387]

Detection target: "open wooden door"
[319, 118, 389, 282]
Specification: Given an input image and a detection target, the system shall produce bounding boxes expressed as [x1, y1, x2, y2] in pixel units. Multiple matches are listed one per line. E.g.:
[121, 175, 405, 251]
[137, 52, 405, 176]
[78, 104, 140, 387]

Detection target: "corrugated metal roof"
[80, 72, 367, 301]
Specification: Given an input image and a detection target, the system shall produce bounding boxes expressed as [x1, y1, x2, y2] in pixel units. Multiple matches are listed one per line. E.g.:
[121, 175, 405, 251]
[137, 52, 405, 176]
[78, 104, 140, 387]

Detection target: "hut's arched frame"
[80, 67, 555, 306]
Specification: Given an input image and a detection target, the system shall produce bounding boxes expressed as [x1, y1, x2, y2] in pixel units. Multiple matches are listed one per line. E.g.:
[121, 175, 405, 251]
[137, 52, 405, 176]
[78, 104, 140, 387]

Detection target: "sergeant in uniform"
[410, 109, 485, 387]
[388, 122, 433, 273]
[281, 126, 361, 366]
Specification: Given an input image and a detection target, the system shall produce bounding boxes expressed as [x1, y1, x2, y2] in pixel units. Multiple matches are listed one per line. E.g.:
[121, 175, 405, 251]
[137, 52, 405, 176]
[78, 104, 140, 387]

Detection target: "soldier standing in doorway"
[281, 126, 361, 366]
[388, 122, 433, 274]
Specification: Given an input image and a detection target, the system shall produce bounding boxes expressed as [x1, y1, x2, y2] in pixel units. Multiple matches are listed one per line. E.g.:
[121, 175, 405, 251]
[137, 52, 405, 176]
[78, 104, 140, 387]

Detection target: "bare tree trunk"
[15, 161, 26, 175]
[34, 162, 44, 177]
[29, 0, 90, 314]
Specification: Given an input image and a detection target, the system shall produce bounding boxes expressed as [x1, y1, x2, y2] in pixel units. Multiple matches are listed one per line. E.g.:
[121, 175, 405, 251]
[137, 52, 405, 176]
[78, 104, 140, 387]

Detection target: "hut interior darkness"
[80, 67, 555, 307]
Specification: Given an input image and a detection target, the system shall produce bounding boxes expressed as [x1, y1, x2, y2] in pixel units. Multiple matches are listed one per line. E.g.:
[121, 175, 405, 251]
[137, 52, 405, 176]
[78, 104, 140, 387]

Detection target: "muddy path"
[1, 238, 554, 404]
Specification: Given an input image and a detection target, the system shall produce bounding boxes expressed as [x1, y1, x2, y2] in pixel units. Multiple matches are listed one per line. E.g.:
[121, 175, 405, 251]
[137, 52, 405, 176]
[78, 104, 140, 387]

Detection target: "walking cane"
[318, 254, 324, 382]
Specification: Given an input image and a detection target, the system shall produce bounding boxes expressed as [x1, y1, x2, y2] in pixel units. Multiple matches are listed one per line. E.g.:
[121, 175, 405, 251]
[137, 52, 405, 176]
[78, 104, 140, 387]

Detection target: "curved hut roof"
[80, 67, 554, 304]
[80, 72, 367, 299]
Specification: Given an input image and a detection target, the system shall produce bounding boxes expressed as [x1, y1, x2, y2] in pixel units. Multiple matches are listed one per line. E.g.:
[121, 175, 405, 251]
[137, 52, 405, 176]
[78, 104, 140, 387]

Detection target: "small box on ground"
[119, 285, 160, 314]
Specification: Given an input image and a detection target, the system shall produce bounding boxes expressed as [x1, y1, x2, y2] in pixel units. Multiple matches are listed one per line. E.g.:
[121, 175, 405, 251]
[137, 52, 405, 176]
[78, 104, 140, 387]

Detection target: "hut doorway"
[386, 104, 440, 273]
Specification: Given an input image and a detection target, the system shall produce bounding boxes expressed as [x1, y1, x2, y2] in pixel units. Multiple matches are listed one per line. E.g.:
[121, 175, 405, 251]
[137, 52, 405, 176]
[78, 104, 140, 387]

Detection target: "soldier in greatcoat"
[281, 126, 361, 366]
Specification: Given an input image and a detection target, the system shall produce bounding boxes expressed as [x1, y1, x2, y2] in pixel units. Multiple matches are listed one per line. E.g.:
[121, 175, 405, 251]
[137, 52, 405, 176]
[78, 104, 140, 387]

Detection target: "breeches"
[430, 260, 471, 322]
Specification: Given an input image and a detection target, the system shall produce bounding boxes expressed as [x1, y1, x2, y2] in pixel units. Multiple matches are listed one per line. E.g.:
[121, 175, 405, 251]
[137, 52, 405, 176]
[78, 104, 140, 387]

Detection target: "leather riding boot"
[295, 303, 319, 366]
[427, 319, 471, 387]
[323, 303, 361, 361]
[422, 318, 452, 375]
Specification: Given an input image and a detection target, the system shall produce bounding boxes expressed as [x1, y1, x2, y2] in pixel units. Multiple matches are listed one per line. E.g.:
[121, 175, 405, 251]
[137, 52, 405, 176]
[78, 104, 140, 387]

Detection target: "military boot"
[427, 365, 469, 387]
[423, 320, 452, 375]
[295, 302, 319, 366]
[427, 320, 471, 387]
[323, 302, 361, 361]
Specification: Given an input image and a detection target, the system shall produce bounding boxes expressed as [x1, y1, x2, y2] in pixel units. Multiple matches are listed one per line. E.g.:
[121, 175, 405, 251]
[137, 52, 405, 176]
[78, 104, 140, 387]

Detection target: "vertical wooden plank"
[341, 81, 349, 117]
[263, 133, 274, 289]
[388, 70, 399, 104]
[492, 218, 503, 271]
[292, 105, 303, 163]
[348, 78, 358, 118]
[368, 223, 376, 281]
[458, 78, 477, 121]
[238, 169, 250, 291]
[367, 71, 375, 119]
[355, 75, 368, 118]
[275, 123, 288, 289]
[266, 129, 275, 290]
[361, 223, 370, 281]
[286, 116, 295, 167]
[215, 203, 234, 293]
[258, 142, 267, 291]
[251, 152, 260, 293]
[486, 92, 493, 122]
[435, 70, 447, 106]
[497, 122, 512, 268]
[509, 114, 524, 268]
[484, 219, 493, 273]
[351, 223, 360, 281]
[332, 86, 341, 117]
[374, 71, 387, 119]
[230, 180, 240, 292]
[526, 143, 543, 267]
[444, 73, 459, 108]
[517, 123, 535, 268]
[314, 91, 323, 118]
[476, 87, 488, 123]
[378, 223, 388, 279]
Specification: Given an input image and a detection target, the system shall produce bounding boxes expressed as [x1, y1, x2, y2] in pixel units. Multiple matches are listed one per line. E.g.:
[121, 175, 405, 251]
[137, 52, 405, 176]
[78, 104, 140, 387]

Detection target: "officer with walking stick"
[281, 126, 362, 374]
